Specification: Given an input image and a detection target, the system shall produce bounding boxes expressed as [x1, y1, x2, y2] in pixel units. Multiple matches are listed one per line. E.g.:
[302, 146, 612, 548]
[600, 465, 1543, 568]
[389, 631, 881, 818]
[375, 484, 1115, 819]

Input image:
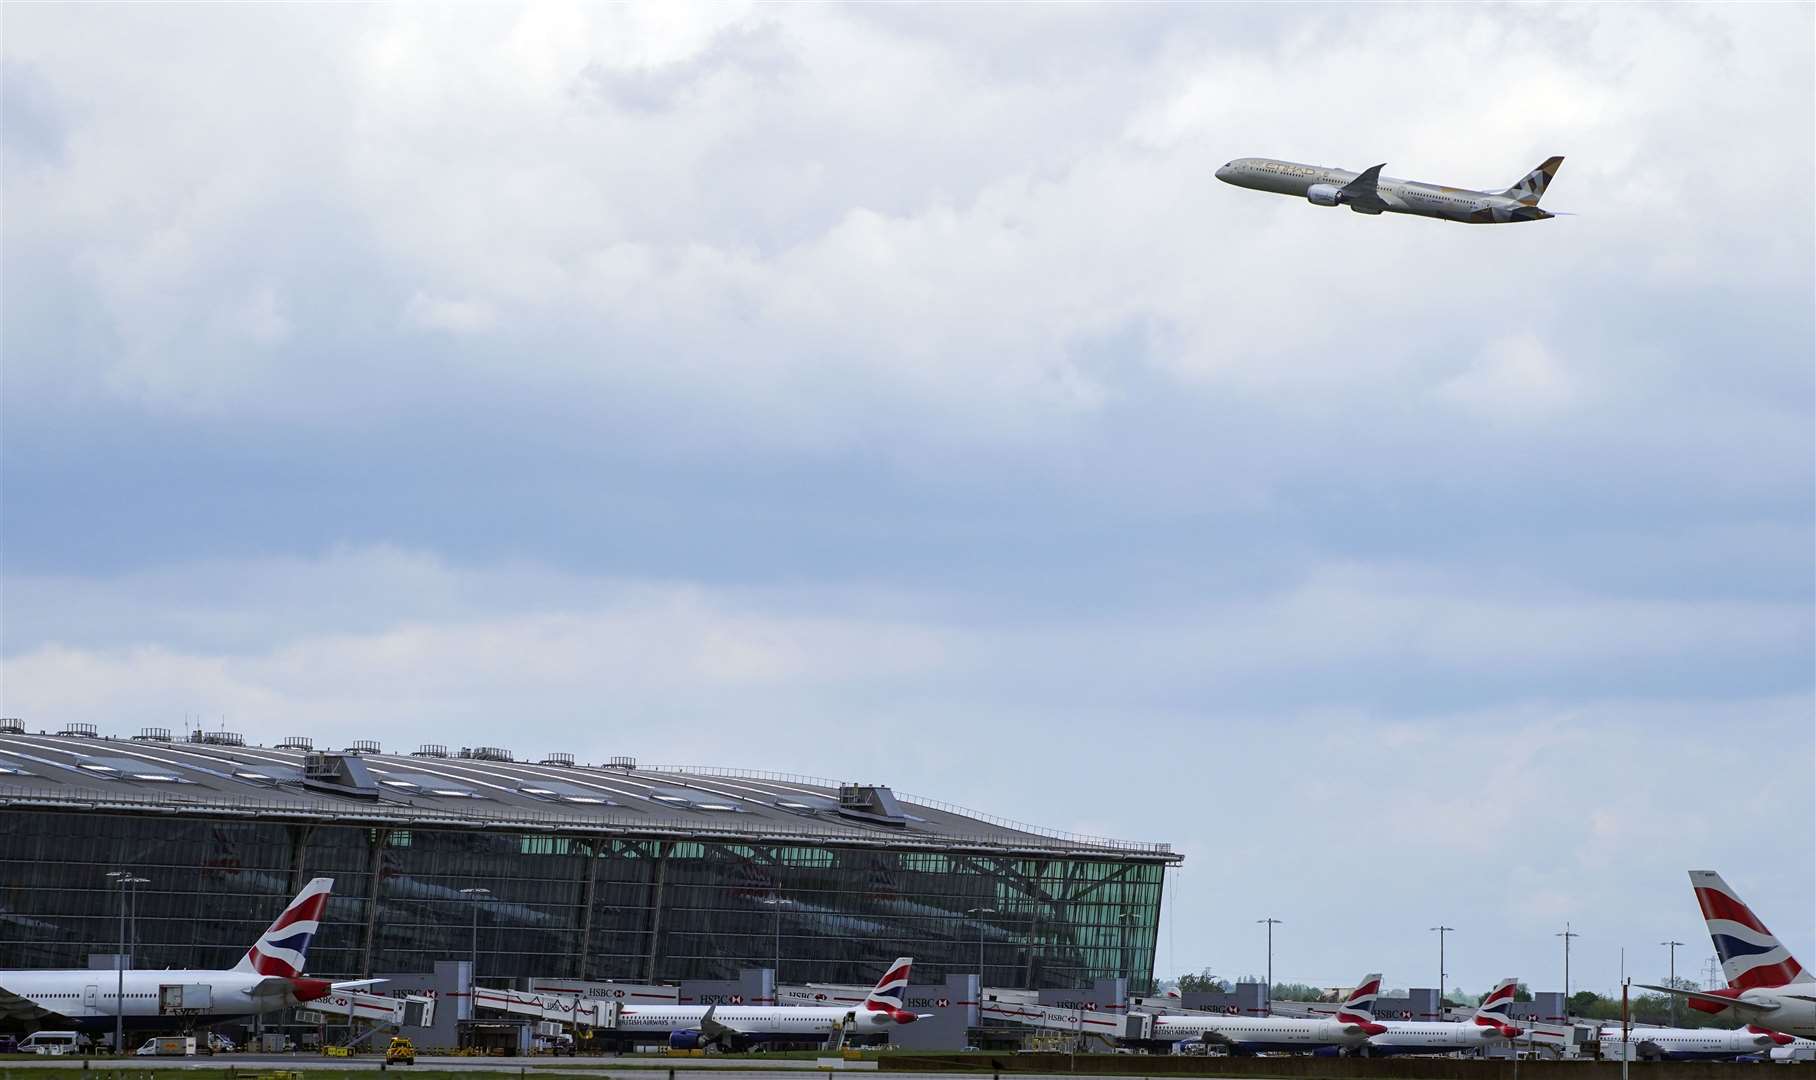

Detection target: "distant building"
[0, 726, 1178, 988]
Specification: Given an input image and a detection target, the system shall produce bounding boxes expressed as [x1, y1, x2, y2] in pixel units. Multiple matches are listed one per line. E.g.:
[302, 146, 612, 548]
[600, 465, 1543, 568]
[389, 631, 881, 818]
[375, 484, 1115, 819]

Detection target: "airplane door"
[83, 985, 99, 1012]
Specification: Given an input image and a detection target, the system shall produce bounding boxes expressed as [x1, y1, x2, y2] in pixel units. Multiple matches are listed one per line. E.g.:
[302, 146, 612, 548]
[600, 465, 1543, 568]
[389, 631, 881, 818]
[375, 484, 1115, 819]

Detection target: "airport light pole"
[966, 907, 997, 984]
[1116, 912, 1139, 992]
[1660, 940, 1684, 1025]
[1556, 922, 1580, 1017]
[459, 888, 491, 995]
[1257, 917, 1282, 1012]
[1430, 925, 1455, 1015]
[106, 872, 149, 1055]
[758, 894, 792, 983]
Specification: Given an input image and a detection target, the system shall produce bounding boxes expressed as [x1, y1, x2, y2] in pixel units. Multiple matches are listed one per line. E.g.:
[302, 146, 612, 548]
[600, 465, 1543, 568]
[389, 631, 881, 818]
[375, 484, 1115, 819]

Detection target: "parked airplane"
[1152, 973, 1386, 1054]
[615, 957, 923, 1050]
[1639, 870, 1816, 1039]
[1216, 156, 1565, 223]
[1601, 1023, 1796, 1061]
[1364, 977, 1524, 1056]
[0, 878, 378, 1032]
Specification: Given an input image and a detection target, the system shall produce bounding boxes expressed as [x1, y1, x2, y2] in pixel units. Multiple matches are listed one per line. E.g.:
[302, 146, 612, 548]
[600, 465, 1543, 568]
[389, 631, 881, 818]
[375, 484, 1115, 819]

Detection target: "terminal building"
[0, 724, 1179, 990]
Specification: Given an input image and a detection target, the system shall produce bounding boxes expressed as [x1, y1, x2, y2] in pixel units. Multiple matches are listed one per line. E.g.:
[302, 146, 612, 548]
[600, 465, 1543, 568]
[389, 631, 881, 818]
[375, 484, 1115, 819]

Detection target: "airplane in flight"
[1151, 973, 1386, 1054]
[614, 957, 924, 1050]
[1216, 156, 1565, 223]
[1639, 870, 1816, 1039]
[1601, 1023, 1802, 1061]
[0, 878, 379, 1033]
[1362, 977, 1525, 1056]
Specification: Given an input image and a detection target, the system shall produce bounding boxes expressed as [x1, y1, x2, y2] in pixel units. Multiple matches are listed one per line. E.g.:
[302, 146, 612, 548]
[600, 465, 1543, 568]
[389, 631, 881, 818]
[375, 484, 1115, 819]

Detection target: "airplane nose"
[1215, 165, 1230, 182]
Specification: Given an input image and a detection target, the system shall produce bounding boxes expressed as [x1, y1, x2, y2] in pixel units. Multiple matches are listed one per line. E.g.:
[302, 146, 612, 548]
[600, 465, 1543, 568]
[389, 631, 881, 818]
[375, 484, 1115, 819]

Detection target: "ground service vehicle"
[136, 1036, 198, 1056]
[19, 1031, 85, 1055]
[386, 1036, 416, 1065]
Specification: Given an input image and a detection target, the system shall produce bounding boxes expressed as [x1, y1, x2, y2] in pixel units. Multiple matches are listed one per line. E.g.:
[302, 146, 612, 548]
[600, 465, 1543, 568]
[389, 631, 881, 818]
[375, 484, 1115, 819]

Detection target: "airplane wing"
[0, 985, 61, 1023]
[1339, 163, 1387, 205]
[697, 1004, 738, 1037]
[1636, 985, 1781, 1014]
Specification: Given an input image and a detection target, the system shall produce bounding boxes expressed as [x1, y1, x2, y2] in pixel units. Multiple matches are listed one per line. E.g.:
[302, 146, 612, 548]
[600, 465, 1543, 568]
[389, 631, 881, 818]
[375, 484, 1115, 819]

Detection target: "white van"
[19, 1031, 85, 1056]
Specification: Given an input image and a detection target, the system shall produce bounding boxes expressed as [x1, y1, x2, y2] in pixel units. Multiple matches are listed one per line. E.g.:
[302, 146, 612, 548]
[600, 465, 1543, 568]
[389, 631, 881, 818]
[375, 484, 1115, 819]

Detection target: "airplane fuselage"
[0, 968, 332, 1031]
[1602, 1025, 1790, 1061]
[1153, 1014, 1370, 1053]
[1710, 989, 1816, 1040]
[615, 1003, 902, 1048]
[1365, 1021, 1511, 1056]
[1216, 158, 1553, 224]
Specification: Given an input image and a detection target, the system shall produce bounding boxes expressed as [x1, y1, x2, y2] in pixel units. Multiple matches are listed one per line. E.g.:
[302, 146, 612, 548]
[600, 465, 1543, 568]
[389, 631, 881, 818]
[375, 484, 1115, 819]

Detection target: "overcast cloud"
[3, 2, 1811, 995]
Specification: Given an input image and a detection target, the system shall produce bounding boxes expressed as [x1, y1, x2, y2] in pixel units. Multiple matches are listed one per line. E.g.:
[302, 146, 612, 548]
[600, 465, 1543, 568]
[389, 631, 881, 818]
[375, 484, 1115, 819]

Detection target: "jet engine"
[1306, 184, 1341, 207]
[669, 1030, 705, 1051]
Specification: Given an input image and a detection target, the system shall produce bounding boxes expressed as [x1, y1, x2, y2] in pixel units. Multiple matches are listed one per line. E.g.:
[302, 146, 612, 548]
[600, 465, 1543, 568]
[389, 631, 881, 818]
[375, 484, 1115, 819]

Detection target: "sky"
[3, 2, 1811, 998]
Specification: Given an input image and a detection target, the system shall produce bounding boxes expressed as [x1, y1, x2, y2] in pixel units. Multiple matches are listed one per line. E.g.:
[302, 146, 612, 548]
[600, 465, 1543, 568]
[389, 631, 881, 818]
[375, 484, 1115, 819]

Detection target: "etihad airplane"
[1601, 1023, 1801, 1061]
[1364, 977, 1524, 1056]
[1216, 156, 1565, 224]
[1639, 870, 1816, 1039]
[0, 878, 379, 1032]
[1151, 973, 1386, 1054]
[615, 957, 923, 1050]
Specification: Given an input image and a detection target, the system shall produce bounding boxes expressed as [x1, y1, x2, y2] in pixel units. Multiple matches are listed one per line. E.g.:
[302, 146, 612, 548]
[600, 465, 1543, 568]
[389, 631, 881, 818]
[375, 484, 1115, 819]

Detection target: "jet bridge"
[979, 998, 1140, 1045]
[313, 989, 436, 1027]
[471, 986, 619, 1031]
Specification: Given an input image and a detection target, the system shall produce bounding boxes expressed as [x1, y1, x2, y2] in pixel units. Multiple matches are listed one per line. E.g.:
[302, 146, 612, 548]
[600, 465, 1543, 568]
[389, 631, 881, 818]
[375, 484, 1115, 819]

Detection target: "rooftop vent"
[277, 736, 313, 751]
[540, 752, 575, 767]
[132, 727, 173, 742]
[460, 746, 514, 762]
[60, 722, 99, 738]
[302, 751, 379, 799]
[606, 755, 637, 770]
[412, 744, 449, 758]
[0, 718, 23, 735]
[196, 730, 245, 747]
[836, 783, 909, 827]
[347, 740, 381, 755]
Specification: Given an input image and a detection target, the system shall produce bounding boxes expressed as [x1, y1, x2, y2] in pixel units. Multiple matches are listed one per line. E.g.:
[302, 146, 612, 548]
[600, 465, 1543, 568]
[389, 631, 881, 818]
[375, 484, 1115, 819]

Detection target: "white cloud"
[403, 290, 497, 334]
[1436, 333, 1583, 421]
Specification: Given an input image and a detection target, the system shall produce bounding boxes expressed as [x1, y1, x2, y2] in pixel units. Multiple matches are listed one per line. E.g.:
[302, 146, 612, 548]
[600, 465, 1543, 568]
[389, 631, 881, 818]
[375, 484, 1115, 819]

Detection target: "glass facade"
[0, 810, 1166, 990]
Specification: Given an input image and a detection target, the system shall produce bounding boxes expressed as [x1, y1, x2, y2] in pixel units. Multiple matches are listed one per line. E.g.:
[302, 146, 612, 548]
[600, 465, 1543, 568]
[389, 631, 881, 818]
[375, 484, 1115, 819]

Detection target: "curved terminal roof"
[0, 730, 1177, 862]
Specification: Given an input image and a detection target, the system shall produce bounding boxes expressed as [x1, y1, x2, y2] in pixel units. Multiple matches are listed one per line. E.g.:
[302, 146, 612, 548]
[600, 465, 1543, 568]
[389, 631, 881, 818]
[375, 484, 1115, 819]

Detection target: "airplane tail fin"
[1473, 978, 1523, 1036]
[1499, 156, 1564, 206]
[233, 877, 333, 976]
[863, 957, 916, 1020]
[1334, 973, 1382, 1024]
[1690, 870, 1811, 988]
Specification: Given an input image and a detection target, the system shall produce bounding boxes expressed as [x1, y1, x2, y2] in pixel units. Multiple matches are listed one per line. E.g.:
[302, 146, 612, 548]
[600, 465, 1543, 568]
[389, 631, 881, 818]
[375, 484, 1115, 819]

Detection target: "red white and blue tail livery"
[1334, 974, 1383, 1028]
[1472, 978, 1524, 1036]
[863, 957, 916, 1022]
[1639, 871, 1816, 1040]
[1692, 870, 1810, 990]
[234, 876, 332, 977]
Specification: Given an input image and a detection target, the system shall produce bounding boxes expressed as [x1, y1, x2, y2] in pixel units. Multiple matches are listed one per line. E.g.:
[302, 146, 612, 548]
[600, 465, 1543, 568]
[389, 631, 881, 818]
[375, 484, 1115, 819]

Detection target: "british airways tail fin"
[1334, 973, 1382, 1023]
[1500, 156, 1564, 205]
[1473, 978, 1524, 1036]
[862, 957, 920, 1023]
[233, 877, 333, 976]
[1690, 870, 1811, 989]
